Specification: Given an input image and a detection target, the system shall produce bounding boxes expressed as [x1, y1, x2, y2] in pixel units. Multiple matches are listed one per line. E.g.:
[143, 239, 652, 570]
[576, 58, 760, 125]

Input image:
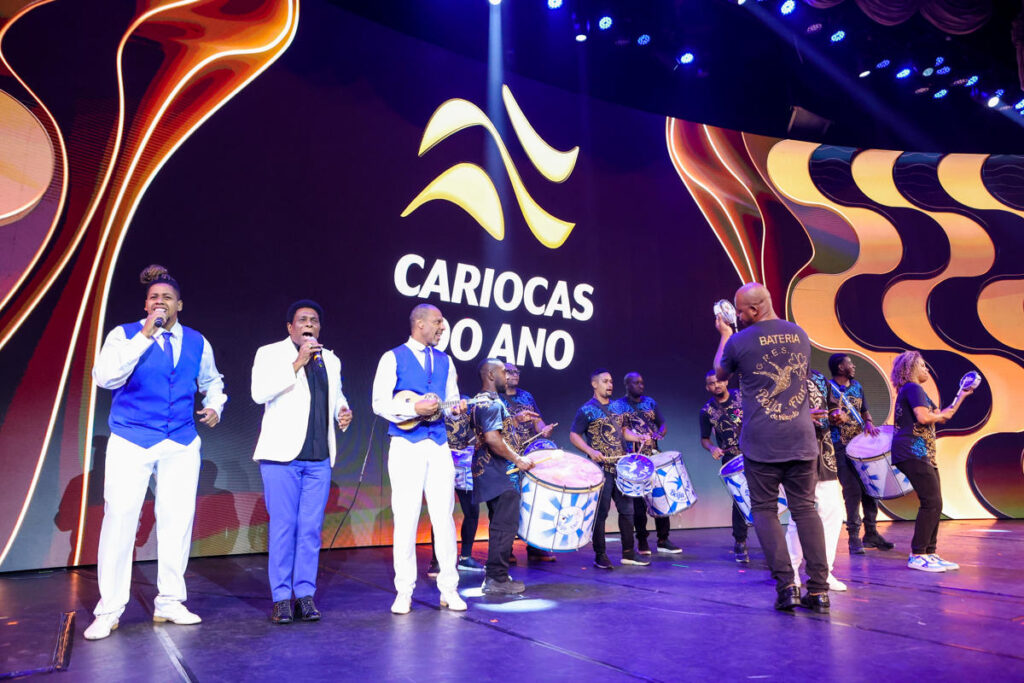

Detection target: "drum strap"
[829, 381, 865, 427]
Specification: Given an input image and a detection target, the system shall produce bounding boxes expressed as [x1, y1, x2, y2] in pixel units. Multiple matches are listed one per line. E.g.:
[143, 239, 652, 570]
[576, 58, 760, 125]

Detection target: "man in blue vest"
[85, 265, 226, 640]
[371, 304, 467, 614]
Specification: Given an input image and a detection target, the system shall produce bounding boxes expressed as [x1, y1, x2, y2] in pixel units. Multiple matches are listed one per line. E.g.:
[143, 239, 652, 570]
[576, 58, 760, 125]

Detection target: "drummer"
[427, 407, 484, 578]
[614, 372, 681, 555]
[468, 359, 536, 594]
[828, 354, 894, 553]
[569, 369, 648, 570]
[698, 371, 749, 563]
[501, 363, 556, 563]
[889, 351, 972, 572]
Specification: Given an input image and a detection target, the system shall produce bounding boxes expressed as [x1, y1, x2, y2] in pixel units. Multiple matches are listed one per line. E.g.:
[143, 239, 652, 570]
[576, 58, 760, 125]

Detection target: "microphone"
[154, 308, 166, 328]
[303, 332, 324, 367]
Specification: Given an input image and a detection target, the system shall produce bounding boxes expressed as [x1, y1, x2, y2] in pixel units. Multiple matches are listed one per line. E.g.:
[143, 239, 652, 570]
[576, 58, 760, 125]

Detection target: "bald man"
[713, 283, 830, 614]
[372, 304, 467, 614]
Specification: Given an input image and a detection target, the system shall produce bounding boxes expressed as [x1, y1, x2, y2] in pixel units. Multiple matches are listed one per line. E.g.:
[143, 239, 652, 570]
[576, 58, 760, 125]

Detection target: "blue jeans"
[261, 459, 332, 602]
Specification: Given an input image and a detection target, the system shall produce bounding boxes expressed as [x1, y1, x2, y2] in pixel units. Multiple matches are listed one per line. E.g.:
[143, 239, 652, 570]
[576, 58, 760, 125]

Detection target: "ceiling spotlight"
[876, 59, 891, 69]
[896, 68, 912, 79]
[858, 70, 871, 78]
[738, 0, 746, 4]
[952, 77, 967, 86]
[575, 33, 587, 42]
[806, 23, 822, 33]
[678, 51, 695, 65]
[488, 0, 501, 5]
[935, 56, 945, 66]
[780, 1, 796, 16]
[637, 34, 651, 46]
[966, 75, 979, 86]
[936, 66, 951, 75]
[830, 30, 845, 43]
[995, 88, 1005, 97]
[933, 89, 948, 99]
[922, 67, 934, 77]
[598, 16, 613, 30]
[547, 0, 563, 8]
[914, 87, 930, 95]
[1015, 98, 1024, 110]
[987, 96, 1000, 107]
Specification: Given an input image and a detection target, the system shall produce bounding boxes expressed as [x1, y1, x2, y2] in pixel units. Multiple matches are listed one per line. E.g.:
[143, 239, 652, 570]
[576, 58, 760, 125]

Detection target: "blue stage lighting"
[936, 66, 951, 75]
[896, 68, 911, 79]
[933, 89, 948, 99]
[922, 67, 934, 77]
[575, 33, 587, 42]
[780, 1, 796, 15]
[935, 56, 945, 66]
[966, 75, 979, 86]
[637, 34, 651, 46]
[598, 16, 613, 30]
[995, 88, 1005, 97]
[488, 0, 501, 5]
[858, 70, 871, 78]
[830, 30, 845, 43]
[876, 59, 891, 69]
[1015, 98, 1024, 110]
[987, 96, 1000, 108]
[678, 52, 695, 65]
[547, 0, 563, 8]
[806, 23, 822, 34]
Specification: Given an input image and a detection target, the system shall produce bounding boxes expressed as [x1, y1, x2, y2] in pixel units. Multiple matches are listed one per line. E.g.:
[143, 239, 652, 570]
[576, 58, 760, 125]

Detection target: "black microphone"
[154, 309, 165, 328]
[303, 333, 324, 367]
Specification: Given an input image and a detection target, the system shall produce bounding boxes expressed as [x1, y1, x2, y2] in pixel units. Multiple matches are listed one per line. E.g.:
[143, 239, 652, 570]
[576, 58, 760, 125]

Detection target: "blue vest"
[387, 344, 450, 445]
[109, 322, 205, 448]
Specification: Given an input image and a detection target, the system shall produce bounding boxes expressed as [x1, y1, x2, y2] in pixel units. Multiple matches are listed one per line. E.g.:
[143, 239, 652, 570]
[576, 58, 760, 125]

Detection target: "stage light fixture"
[922, 67, 934, 77]
[936, 66, 951, 75]
[1015, 98, 1024, 110]
[738, 0, 746, 4]
[598, 16, 612, 29]
[488, 0, 501, 5]
[987, 96, 1000, 107]
[780, 0, 796, 15]
[858, 70, 871, 78]
[830, 30, 845, 43]
[547, 0, 563, 8]
[933, 89, 948, 99]
[966, 75, 979, 86]
[995, 88, 1005, 97]
[806, 23, 822, 34]
[896, 68, 911, 79]
[637, 34, 651, 46]
[952, 77, 967, 85]
[876, 59, 891, 69]
[576, 33, 587, 42]
[935, 57, 945, 66]
[914, 87, 930, 95]
[678, 51, 695, 65]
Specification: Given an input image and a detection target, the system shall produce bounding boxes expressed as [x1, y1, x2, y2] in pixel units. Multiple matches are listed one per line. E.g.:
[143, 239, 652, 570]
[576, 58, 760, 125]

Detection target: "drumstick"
[521, 424, 559, 446]
[509, 453, 560, 473]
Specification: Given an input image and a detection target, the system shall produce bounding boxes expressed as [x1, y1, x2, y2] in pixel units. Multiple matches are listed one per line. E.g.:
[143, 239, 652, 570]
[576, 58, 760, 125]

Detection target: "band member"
[699, 371, 749, 563]
[569, 369, 647, 569]
[427, 407, 484, 577]
[251, 300, 353, 624]
[470, 359, 536, 593]
[828, 353, 894, 553]
[371, 304, 467, 614]
[786, 369, 846, 591]
[614, 372, 681, 554]
[501, 362, 555, 563]
[714, 283, 830, 613]
[85, 265, 226, 641]
[890, 351, 972, 572]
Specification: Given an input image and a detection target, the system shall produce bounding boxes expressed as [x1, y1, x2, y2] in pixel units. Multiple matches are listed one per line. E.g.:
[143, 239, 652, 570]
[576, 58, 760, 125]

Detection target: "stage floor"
[2, 520, 1022, 681]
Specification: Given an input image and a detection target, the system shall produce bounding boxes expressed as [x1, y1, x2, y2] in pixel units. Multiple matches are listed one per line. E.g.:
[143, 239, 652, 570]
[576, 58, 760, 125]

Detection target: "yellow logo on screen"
[401, 86, 579, 249]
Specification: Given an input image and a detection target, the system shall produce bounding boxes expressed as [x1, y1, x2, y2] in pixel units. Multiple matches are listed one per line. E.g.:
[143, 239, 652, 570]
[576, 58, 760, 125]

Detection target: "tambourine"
[714, 299, 737, 328]
[959, 371, 982, 393]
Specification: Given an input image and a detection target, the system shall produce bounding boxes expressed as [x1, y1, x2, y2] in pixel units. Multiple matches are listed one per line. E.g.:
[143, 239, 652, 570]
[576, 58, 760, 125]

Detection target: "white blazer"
[251, 337, 349, 466]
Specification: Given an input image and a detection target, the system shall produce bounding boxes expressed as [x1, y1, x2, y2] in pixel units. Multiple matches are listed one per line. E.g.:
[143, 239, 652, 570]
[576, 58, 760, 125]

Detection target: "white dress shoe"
[440, 591, 467, 611]
[84, 613, 119, 641]
[827, 575, 848, 592]
[391, 594, 412, 615]
[153, 603, 201, 625]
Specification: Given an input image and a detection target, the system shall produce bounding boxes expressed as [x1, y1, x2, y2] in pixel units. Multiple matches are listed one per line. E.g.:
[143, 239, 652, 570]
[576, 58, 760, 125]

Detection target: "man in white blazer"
[252, 300, 353, 624]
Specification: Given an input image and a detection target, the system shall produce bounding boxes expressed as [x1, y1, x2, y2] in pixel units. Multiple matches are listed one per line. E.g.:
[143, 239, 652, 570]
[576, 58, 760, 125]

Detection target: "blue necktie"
[423, 347, 433, 379]
[161, 331, 174, 367]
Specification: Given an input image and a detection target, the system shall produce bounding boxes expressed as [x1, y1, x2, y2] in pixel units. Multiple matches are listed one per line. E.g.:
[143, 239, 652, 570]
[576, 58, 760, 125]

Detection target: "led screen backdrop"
[1, 0, 1021, 572]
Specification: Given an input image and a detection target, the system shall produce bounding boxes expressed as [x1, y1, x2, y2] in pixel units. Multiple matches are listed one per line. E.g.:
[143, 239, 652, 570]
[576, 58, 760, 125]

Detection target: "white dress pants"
[94, 434, 201, 616]
[388, 436, 458, 595]
[786, 478, 843, 579]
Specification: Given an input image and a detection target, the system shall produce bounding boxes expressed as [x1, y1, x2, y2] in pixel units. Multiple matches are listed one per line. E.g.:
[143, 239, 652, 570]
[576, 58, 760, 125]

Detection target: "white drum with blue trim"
[846, 425, 914, 499]
[452, 448, 473, 491]
[518, 450, 605, 552]
[614, 454, 655, 497]
[718, 455, 788, 524]
[643, 451, 698, 517]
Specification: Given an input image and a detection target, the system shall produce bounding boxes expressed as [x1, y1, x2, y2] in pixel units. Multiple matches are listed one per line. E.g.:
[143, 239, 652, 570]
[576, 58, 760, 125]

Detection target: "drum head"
[718, 455, 744, 477]
[846, 425, 895, 460]
[616, 454, 654, 482]
[528, 450, 604, 488]
[649, 450, 682, 468]
[525, 438, 558, 455]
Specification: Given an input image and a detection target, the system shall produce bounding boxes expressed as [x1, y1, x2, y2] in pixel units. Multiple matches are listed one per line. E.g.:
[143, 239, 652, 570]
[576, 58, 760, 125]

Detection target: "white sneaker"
[929, 554, 959, 570]
[152, 602, 201, 625]
[827, 575, 848, 592]
[907, 553, 945, 573]
[391, 593, 411, 615]
[440, 591, 467, 611]
[84, 613, 119, 641]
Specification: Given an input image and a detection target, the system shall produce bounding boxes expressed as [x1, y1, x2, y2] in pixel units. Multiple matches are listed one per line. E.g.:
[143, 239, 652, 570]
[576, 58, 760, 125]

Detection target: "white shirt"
[371, 337, 459, 423]
[92, 319, 227, 415]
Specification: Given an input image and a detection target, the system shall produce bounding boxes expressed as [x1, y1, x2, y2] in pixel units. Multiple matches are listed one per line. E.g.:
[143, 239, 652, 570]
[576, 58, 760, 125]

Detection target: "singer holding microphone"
[252, 300, 353, 624]
[85, 265, 226, 641]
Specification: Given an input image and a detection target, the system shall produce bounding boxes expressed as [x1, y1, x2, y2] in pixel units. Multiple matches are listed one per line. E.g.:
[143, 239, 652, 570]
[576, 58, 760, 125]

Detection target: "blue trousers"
[261, 459, 332, 602]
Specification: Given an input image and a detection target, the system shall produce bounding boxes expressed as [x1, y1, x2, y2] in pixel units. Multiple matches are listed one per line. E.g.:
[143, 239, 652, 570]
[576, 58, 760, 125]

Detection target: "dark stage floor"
[2, 520, 1022, 681]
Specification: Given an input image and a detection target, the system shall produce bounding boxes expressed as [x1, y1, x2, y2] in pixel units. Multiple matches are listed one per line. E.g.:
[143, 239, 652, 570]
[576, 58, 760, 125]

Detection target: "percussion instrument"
[845, 425, 914, 499]
[643, 450, 697, 517]
[718, 455, 788, 524]
[451, 448, 473, 491]
[614, 453, 655, 497]
[518, 450, 605, 552]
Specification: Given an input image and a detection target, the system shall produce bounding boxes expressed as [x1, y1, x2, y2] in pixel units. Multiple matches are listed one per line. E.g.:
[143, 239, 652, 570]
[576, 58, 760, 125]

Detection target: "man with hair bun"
[85, 265, 226, 640]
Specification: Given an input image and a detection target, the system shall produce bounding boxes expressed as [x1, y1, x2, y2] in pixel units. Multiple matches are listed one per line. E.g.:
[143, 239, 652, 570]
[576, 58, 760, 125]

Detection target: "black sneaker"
[863, 531, 895, 551]
[594, 553, 614, 570]
[426, 559, 440, 578]
[657, 540, 682, 554]
[482, 576, 526, 594]
[637, 540, 652, 556]
[734, 541, 750, 563]
[621, 553, 651, 567]
[849, 536, 866, 555]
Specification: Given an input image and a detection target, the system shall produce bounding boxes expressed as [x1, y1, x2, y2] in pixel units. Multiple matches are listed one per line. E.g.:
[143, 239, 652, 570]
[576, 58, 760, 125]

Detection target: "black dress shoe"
[295, 596, 321, 622]
[774, 585, 801, 611]
[800, 592, 831, 614]
[863, 532, 895, 551]
[271, 599, 293, 624]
